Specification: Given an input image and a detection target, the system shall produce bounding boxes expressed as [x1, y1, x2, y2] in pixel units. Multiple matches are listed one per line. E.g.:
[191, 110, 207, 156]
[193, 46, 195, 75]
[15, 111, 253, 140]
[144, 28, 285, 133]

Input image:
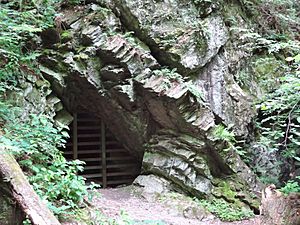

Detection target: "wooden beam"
[0, 147, 61, 225]
[73, 113, 78, 160]
[101, 120, 107, 188]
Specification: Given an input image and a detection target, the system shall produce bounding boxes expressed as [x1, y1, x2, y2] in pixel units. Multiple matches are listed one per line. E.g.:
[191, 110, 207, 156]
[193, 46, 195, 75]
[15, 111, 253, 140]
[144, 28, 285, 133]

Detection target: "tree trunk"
[0, 147, 61, 225]
[260, 184, 300, 225]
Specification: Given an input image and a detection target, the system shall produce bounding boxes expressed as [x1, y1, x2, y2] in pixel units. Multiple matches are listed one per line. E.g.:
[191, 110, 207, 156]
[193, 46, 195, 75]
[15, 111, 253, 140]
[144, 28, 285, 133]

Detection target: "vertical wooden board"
[73, 113, 78, 160]
[101, 120, 107, 188]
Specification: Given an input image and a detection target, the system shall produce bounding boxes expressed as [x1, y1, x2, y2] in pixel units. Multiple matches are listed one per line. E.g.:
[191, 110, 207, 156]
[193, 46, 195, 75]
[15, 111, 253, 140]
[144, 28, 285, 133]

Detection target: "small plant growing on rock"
[280, 177, 300, 195]
[212, 124, 247, 157]
[197, 198, 254, 221]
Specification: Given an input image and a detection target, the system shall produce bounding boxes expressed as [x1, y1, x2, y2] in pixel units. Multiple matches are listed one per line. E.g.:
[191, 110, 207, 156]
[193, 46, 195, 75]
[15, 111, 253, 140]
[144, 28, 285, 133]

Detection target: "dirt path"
[90, 187, 261, 225]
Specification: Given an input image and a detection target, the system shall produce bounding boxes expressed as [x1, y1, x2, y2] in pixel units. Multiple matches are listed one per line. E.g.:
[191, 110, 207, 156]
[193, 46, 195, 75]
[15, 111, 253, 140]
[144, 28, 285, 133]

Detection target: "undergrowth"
[198, 198, 254, 221]
[157, 191, 254, 222]
[211, 124, 248, 159]
[0, 102, 99, 217]
[231, 0, 300, 189]
[280, 176, 300, 194]
[0, 0, 100, 220]
[0, 0, 60, 85]
[257, 54, 300, 186]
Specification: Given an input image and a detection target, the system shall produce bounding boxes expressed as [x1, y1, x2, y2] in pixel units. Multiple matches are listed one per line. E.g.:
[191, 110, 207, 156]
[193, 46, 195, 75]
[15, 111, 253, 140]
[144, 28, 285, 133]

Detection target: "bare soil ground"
[89, 187, 261, 225]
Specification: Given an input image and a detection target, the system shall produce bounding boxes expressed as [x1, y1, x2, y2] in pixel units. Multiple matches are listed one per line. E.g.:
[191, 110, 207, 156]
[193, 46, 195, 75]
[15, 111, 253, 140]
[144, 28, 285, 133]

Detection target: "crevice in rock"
[110, 1, 230, 77]
[109, 2, 197, 76]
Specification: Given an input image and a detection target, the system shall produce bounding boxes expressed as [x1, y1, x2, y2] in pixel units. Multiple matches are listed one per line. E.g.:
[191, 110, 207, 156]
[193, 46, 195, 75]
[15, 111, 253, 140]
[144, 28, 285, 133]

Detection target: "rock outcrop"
[38, 0, 263, 211]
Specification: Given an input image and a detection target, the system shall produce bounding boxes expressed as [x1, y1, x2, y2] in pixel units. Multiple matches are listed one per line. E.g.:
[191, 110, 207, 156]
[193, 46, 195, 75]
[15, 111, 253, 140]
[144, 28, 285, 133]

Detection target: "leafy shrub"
[257, 55, 300, 163]
[212, 124, 247, 157]
[198, 198, 254, 221]
[0, 0, 101, 218]
[0, 0, 59, 84]
[280, 177, 300, 194]
[242, 0, 300, 38]
[0, 103, 97, 216]
[255, 51, 300, 189]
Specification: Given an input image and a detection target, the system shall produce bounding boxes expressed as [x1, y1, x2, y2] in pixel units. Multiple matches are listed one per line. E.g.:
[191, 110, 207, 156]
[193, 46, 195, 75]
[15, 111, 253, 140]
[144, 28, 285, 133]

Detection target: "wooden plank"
[77, 126, 100, 130]
[82, 173, 103, 178]
[83, 164, 136, 170]
[106, 141, 120, 145]
[77, 133, 101, 138]
[76, 141, 101, 146]
[80, 157, 102, 162]
[107, 163, 136, 169]
[64, 150, 101, 155]
[78, 150, 101, 154]
[73, 113, 78, 160]
[101, 120, 107, 188]
[106, 171, 137, 177]
[106, 148, 127, 153]
[0, 147, 61, 225]
[107, 156, 135, 161]
[70, 111, 139, 188]
[84, 165, 102, 170]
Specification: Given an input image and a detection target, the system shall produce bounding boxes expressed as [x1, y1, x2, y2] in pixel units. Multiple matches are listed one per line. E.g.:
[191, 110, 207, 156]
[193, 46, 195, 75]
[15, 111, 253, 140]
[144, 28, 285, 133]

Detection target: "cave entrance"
[62, 111, 140, 188]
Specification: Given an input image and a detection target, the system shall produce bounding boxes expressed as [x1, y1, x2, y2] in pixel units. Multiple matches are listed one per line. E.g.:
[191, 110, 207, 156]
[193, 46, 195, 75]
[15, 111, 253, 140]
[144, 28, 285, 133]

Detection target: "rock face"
[38, 0, 262, 210]
[113, 0, 228, 73]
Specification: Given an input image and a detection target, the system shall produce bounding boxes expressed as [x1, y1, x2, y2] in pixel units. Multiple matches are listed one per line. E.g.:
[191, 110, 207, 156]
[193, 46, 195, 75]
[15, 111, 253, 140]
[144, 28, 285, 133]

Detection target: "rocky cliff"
[36, 0, 265, 212]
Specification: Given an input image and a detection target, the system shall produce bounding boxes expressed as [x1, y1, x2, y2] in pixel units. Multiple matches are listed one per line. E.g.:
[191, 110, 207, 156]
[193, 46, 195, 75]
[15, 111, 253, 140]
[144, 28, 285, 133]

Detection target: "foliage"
[235, 55, 288, 93]
[153, 68, 185, 83]
[280, 177, 300, 194]
[242, 0, 300, 38]
[22, 218, 32, 225]
[212, 124, 247, 157]
[185, 81, 206, 104]
[213, 124, 236, 143]
[257, 56, 300, 163]
[0, 102, 99, 216]
[0, 0, 59, 85]
[197, 198, 254, 221]
[231, 1, 300, 188]
[0, 0, 102, 219]
[66, 0, 81, 5]
[192, 0, 214, 12]
[157, 191, 254, 222]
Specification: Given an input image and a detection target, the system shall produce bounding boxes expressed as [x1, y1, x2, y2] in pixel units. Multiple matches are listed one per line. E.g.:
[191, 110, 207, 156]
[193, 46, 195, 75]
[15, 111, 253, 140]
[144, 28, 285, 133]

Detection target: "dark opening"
[62, 111, 141, 188]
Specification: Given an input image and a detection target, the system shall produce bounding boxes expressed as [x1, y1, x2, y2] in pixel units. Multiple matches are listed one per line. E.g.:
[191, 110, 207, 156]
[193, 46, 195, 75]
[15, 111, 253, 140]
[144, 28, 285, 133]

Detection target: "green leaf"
[294, 156, 300, 161]
[294, 54, 300, 63]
